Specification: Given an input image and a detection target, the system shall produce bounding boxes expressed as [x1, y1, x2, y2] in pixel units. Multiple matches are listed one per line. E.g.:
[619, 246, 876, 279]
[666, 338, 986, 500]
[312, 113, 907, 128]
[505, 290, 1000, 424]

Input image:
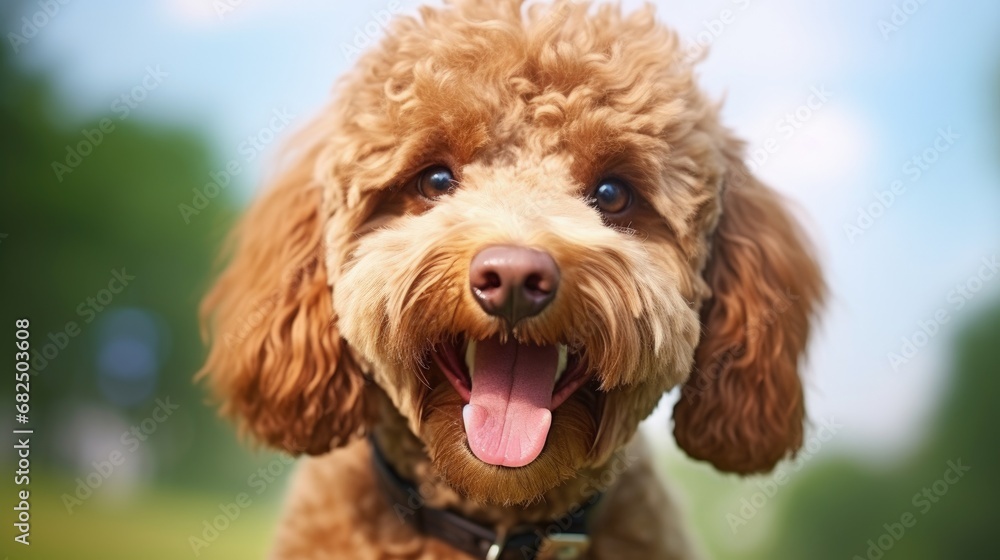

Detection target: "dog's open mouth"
[430, 336, 590, 467]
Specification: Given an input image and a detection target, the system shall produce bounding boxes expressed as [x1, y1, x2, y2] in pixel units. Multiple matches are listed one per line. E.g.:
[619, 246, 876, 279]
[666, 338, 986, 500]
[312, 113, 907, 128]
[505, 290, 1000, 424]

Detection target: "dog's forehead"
[372, 7, 698, 158]
[325, 1, 726, 241]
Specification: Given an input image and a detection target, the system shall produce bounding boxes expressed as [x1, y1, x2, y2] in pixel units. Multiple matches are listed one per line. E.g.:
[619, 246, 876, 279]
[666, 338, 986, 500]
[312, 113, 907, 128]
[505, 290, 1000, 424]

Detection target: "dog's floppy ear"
[197, 158, 367, 456]
[673, 157, 823, 474]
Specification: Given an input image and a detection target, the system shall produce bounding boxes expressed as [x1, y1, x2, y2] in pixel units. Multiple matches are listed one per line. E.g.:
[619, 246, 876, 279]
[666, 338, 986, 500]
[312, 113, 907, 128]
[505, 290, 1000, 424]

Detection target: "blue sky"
[12, 0, 1000, 461]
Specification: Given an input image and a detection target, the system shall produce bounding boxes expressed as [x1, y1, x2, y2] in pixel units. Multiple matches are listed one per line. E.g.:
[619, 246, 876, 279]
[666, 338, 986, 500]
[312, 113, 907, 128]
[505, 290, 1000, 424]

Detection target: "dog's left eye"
[417, 166, 457, 199]
[590, 179, 632, 215]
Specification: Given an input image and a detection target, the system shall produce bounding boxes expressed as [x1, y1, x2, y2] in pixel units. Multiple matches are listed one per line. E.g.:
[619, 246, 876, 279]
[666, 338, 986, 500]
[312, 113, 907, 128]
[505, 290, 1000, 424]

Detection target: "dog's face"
[200, 0, 823, 506]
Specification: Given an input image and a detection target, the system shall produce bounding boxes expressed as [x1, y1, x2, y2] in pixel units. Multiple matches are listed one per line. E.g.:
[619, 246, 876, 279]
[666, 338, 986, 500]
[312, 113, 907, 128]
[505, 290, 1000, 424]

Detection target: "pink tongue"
[462, 338, 557, 467]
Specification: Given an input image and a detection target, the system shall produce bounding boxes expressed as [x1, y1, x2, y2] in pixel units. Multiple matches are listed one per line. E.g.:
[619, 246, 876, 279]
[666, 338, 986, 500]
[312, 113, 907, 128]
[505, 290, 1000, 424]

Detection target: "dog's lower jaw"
[270, 373, 695, 559]
[368, 385, 614, 526]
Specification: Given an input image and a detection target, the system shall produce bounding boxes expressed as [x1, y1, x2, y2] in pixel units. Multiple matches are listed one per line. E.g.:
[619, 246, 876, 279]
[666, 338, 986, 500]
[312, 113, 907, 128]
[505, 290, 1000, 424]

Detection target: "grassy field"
[6, 450, 787, 560]
[8, 472, 283, 560]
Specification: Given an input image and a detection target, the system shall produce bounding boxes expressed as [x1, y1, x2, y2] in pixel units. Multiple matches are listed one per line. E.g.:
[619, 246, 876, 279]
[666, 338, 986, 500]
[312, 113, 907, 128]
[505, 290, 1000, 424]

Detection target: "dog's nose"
[469, 246, 560, 325]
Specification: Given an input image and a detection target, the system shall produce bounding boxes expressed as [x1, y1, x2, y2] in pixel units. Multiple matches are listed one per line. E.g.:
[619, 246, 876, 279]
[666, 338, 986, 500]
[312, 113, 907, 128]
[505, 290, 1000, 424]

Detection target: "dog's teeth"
[554, 344, 568, 383]
[465, 340, 476, 380]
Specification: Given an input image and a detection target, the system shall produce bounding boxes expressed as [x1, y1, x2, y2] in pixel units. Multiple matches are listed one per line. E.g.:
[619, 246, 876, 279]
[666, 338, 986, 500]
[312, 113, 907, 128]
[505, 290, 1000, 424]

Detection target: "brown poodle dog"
[198, 1, 823, 558]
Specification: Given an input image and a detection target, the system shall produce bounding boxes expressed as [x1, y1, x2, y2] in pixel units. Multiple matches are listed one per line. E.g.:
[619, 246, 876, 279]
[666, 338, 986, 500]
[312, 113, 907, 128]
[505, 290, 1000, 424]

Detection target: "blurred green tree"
[754, 303, 1000, 560]
[0, 15, 265, 491]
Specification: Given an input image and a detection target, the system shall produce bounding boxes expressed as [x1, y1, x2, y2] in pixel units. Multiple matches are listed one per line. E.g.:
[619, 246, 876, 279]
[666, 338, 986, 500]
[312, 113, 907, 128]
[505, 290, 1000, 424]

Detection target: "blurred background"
[1, 0, 998, 558]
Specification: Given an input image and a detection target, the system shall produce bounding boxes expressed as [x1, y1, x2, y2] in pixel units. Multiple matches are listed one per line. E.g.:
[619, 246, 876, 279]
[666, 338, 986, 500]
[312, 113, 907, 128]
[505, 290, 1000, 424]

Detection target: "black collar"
[369, 436, 598, 560]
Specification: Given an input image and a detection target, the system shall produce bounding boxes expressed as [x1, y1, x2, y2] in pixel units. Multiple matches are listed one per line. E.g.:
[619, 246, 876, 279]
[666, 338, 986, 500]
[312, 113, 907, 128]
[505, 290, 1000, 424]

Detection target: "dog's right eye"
[590, 178, 632, 215]
[417, 166, 457, 199]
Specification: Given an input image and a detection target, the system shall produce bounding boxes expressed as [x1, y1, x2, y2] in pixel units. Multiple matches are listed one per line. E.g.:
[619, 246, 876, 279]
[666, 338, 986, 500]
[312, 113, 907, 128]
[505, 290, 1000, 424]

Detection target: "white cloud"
[759, 104, 877, 197]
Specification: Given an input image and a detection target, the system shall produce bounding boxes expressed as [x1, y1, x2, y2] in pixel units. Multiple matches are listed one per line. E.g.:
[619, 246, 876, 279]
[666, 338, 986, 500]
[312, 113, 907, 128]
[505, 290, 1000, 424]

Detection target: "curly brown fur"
[198, 0, 823, 558]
